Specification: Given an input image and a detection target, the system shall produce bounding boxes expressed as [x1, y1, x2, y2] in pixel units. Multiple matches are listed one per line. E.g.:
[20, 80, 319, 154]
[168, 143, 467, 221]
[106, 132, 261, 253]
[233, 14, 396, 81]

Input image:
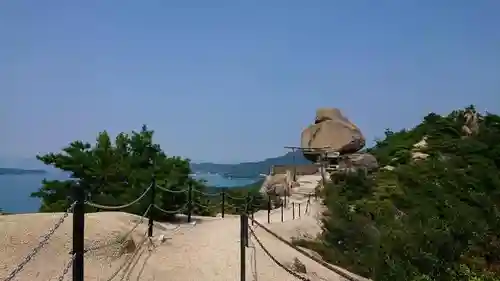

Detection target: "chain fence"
[153, 203, 189, 214]
[3, 180, 316, 281]
[83, 204, 153, 254]
[248, 225, 312, 281]
[3, 202, 76, 281]
[97, 231, 150, 281]
[245, 215, 362, 281]
[55, 254, 76, 281]
[85, 184, 153, 210]
[155, 184, 188, 194]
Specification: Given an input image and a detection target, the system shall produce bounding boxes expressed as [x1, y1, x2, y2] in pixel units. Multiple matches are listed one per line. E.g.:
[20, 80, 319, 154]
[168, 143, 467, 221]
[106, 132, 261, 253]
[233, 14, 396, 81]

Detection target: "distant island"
[190, 151, 311, 178]
[0, 168, 47, 175]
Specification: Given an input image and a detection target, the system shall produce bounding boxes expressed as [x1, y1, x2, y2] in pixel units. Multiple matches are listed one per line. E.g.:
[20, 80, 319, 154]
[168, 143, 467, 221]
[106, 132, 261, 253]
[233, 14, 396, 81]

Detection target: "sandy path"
[1, 207, 348, 281]
[1, 175, 366, 281]
[135, 206, 348, 281]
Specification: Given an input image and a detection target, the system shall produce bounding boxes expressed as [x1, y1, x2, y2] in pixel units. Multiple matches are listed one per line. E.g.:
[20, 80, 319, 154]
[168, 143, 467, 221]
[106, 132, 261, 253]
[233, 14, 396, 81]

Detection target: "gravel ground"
[0, 175, 367, 281]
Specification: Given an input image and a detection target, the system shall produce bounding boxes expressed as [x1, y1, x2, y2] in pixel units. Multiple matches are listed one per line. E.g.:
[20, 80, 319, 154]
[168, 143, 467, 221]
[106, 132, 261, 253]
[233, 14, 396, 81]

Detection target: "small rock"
[411, 151, 429, 161]
[382, 165, 395, 171]
[292, 257, 307, 273]
[120, 238, 136, 254]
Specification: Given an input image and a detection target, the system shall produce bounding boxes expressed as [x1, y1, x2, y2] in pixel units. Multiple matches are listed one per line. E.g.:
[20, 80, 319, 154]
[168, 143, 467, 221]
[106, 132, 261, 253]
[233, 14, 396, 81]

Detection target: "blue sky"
[1, 1, 499, 164]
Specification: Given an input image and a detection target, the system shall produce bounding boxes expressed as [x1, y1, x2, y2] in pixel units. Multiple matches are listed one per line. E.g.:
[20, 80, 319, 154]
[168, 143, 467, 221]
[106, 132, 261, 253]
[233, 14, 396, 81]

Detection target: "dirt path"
[128, 206, 347, 281]
[1, 175, 365, 281]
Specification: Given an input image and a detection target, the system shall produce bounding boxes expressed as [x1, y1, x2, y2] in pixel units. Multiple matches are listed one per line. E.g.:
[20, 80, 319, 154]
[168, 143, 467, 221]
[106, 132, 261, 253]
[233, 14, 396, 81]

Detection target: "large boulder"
[301, 108, 365, 162]
[346, 153, 379, 172]
[259, 170, 295, 199]
[327, 153, 379, 175]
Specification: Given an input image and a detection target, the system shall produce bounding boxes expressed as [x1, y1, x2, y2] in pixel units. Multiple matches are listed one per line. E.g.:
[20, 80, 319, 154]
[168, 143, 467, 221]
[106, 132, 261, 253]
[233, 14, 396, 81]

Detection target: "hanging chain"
[3, 202, 76, 281]
[55, 254, 76, 281]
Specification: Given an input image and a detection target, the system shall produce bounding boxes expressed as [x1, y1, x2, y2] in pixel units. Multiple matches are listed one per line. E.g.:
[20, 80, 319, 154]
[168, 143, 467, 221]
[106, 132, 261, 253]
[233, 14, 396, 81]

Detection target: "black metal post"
[187, 183, 192, 223]
[221, 188, 225, 218]
[240, 214, 247, 281]
[72, 183, 85, 281]
[292, 202, 295, 220]
[299, 203, 301, 218]
[267, 197, 271, 224]
[280, 200, 284, 222]
[148, 177, 155, 237]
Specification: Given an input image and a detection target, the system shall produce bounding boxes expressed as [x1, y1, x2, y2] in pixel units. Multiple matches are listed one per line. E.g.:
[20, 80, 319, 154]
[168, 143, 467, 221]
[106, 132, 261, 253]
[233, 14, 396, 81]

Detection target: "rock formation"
[381, 165, 395, 171]
[259, 108, 380, 201]
[300, 108, 366, 162]
[411, 136, 430, 161]
[338, 153, 379, 172]
[259, 170, 296, 202]
[462, 108, 480, 137]
[300, 108, 378, 175]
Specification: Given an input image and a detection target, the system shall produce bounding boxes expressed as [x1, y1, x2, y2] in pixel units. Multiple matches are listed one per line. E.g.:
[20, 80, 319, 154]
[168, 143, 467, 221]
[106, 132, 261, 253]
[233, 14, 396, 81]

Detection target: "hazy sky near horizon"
[1, 1, 499, 163]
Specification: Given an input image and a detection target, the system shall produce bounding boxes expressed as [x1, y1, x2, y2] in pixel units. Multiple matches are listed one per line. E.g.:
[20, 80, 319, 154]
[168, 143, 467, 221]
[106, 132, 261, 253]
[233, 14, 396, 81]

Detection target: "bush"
[30, 125, 212, 220]
[206, 179, 269, 215]
[298, 107, 500, 281]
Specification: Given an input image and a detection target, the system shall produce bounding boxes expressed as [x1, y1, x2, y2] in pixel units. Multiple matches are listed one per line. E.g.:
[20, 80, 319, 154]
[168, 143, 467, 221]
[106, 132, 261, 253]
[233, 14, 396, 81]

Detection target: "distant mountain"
[0, 168, 47, 175]
[191, 151, 311, 178]
[0, 156, 59, 173]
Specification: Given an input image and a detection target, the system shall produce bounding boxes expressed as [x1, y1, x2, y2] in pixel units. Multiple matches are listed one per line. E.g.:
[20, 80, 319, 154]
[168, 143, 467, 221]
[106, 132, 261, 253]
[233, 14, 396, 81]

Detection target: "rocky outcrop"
[344, 153, 379, 172]
[301, 108, 365, 162]
[259, 170, 295, 199]
[411, 136, 430, 161]
[462, 108, 480, 137]
[381, 165, 395, 171]
[330, 153, 379, 175]
[412, 151, 429, 161]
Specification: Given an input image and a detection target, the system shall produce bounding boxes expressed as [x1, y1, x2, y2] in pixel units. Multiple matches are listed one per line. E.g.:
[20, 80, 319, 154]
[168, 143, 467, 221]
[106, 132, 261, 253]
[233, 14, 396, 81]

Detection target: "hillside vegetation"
[297, 106, 500, 281]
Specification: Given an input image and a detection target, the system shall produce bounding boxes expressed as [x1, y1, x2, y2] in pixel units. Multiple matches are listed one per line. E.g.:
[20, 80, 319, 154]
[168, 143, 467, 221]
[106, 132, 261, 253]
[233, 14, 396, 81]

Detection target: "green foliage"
[30, 125, 268, 219]
[302, 107, 500, 281]
[30, 125, 212, 220]
[206, 179, 269, 214]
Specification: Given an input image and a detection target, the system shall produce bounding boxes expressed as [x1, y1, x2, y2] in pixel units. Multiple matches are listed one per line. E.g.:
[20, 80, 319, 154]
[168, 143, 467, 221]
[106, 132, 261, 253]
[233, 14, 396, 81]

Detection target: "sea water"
[0, 173, 257, 213]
